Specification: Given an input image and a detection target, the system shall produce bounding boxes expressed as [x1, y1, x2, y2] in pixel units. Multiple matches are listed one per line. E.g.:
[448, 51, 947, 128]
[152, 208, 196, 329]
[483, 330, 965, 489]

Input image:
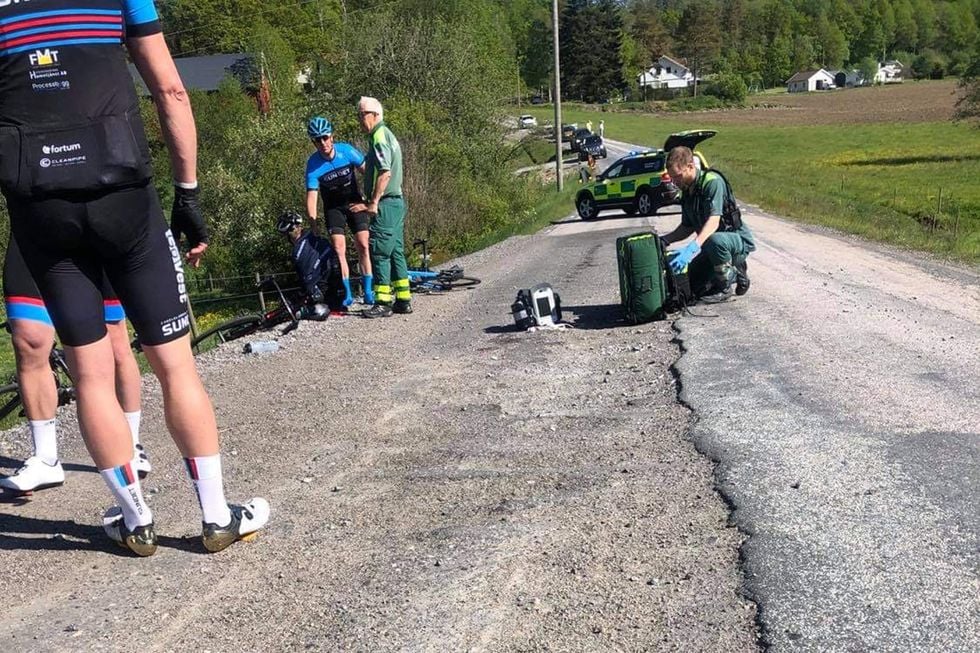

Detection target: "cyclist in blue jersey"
[305, 116, 374, 306]
[0, 0, 268, 555]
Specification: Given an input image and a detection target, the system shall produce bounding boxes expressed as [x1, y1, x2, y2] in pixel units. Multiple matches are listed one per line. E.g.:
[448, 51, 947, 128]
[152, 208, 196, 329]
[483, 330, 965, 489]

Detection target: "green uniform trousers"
[369, 197, 410, 305]
[688, 228, 756, 295]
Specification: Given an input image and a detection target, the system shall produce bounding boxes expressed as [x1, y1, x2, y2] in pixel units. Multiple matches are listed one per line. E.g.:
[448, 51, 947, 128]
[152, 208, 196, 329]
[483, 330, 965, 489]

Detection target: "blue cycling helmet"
[307, 116, 333, 139]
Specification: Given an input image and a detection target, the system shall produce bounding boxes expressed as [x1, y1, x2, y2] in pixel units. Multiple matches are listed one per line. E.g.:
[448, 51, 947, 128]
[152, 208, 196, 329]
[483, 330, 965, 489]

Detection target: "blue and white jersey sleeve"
[125, 0, 162, 37]
[337, 143, 365, 167]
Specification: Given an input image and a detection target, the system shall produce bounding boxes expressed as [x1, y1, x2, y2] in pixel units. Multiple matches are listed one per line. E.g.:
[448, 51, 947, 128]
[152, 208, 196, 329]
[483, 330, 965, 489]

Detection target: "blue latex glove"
[669, 240, 701, 274]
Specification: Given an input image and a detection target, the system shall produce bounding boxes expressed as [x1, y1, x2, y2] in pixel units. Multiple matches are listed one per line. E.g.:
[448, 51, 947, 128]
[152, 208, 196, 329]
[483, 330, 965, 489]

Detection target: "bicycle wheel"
[443, 275, 481, 290]
[191, 315, 263, 354]
[0, 382, 23, 422]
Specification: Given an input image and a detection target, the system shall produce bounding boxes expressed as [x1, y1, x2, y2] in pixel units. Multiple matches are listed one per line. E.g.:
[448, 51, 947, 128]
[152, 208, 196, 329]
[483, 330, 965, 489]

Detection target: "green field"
[524, 105, 980, 266]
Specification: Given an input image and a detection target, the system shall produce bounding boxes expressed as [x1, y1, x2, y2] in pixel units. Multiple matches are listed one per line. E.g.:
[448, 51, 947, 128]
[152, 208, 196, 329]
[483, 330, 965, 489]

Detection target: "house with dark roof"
[128, 53, 256, 96]
[786, 69, 835, 93]
[638, 55, 696, 89]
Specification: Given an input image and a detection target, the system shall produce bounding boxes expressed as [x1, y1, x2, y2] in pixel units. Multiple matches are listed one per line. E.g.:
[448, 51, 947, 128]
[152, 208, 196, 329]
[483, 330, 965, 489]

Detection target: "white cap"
[358, 96, 383, 120]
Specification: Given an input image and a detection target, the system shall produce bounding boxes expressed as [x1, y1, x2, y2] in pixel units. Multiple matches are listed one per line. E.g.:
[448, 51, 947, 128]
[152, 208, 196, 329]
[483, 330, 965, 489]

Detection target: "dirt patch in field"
[677, 80, 961, 126]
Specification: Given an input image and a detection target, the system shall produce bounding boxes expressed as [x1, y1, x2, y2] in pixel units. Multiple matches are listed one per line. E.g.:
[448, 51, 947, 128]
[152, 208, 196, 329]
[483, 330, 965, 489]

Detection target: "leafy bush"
[706, 74, 747, 103]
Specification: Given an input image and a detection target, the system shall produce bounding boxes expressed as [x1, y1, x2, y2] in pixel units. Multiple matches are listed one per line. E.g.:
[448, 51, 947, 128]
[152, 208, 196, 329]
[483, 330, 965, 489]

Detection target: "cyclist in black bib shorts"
[0, 237, 149, 495]
[0, 0, 268, 555]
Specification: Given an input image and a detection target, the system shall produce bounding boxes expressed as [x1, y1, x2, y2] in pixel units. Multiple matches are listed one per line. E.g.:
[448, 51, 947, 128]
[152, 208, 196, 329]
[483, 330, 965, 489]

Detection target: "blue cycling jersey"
[305, 142, 366, 210]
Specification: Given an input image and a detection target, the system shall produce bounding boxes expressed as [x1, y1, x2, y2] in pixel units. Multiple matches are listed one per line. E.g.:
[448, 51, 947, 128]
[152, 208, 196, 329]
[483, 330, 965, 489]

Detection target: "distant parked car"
[578, 134, 607, 161]
[561, 123, 577, 142]
[570, 128, 592, 152]
[518, 114, 537, 129]
[530, 95, 545, 105]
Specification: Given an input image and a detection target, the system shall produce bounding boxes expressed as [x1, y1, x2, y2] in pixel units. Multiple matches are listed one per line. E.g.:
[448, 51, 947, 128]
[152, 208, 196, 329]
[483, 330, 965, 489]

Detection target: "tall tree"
[675, 1, 722, 96]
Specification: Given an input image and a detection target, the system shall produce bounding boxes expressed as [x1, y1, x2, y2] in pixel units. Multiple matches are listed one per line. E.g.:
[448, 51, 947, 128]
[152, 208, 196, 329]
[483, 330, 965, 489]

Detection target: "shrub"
[706, 74, 747, 103]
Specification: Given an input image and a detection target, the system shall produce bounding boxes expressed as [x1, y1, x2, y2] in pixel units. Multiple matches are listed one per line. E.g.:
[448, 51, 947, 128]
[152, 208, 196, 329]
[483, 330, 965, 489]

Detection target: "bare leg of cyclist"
[331, 233, 354, 306]
[354, 229, 374, 304]
[0, 319, 65, 494]
[66, 336, 155, 546]
[106, 320, 149, 476]
[141, 336, 269, 551]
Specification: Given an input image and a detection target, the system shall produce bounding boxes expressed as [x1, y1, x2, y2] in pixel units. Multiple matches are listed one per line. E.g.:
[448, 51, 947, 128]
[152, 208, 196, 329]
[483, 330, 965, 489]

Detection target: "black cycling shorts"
[5, 184, 190, 347]
[4, 234, 125, 326]
[325, 207, 371, 236]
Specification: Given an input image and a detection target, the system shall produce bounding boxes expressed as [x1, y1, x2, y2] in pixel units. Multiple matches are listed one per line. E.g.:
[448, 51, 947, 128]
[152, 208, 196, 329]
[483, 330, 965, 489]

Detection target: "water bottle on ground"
[244, 340, 279, 355]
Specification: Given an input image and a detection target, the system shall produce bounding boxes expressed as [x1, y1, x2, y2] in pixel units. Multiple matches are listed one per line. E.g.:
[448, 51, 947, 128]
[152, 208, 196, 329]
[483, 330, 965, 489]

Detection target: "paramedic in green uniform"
[358, 96, 411, 319]
[661, 146, 754, 300]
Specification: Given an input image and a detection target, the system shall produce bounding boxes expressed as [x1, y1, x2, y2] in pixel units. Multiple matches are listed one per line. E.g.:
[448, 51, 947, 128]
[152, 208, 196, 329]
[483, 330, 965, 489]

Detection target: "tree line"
[515, 0, 980, 102]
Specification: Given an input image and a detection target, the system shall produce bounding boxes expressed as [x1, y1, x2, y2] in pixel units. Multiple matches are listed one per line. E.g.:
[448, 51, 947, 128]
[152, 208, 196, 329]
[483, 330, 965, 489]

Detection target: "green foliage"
[912, 48, 948, 79]
[559, 0, 627, 102]
[955, 45, 980, 123]
[707, 73, 747, 103]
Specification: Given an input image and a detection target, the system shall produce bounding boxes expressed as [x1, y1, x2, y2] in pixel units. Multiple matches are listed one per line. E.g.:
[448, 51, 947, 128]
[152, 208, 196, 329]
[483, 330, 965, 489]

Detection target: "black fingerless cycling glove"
[171, 185, 209, 248]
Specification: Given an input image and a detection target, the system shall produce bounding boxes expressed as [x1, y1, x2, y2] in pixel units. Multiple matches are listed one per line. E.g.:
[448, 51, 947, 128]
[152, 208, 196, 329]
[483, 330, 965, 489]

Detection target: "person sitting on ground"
[660, 146, 755, 301]
[276, 210, 344, 318]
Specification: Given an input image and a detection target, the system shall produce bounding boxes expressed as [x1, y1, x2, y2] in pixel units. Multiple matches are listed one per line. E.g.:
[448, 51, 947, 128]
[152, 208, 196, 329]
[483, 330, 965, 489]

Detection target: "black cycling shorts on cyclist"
[0, 0, 193, 347]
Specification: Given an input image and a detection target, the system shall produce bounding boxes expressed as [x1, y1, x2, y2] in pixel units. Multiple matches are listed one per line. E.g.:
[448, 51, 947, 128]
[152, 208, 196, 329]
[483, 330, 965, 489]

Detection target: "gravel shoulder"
[0, 214, 759, 651]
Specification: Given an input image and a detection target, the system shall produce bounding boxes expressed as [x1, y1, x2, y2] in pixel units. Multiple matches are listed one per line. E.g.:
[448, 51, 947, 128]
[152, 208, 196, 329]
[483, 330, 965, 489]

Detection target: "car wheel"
[635, 189, 655, 216]
[577, 194, 598, 221]
[601, 148, 607, 158]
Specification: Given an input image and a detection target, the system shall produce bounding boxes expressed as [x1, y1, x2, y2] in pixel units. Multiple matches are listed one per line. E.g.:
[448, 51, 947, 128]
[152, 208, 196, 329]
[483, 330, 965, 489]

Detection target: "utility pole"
[552, 0, 563, 191]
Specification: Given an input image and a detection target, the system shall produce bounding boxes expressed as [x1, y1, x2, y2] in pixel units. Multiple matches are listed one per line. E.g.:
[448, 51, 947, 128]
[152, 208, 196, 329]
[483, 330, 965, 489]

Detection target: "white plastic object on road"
[244, 340, 279, 354]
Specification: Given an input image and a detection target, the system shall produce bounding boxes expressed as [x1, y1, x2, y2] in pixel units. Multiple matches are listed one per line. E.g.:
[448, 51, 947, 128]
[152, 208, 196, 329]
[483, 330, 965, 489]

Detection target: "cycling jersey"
[0, 1, 189, 347]
[0, 0, 161, 197]
[291, 229, 339, 299]
[305, 142, 365, 210]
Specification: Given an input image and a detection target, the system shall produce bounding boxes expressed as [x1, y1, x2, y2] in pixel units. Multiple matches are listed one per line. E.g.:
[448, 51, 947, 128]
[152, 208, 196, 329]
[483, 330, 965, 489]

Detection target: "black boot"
[734, 256, 750, 296]
[393, 300, 413, 314]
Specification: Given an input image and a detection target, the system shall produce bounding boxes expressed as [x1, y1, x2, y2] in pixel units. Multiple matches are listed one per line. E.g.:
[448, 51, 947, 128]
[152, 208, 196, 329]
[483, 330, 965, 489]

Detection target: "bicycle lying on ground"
[406, 239, 481, 294]
[0, 322, 74, 422]
[190, 276, 303, 354]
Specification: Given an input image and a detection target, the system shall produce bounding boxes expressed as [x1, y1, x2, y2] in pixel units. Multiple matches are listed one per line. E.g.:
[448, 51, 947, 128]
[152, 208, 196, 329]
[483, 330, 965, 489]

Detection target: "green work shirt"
[680, 169, 726, 233]
[680, 169, 755, 244]
[364, 121, 403, 199]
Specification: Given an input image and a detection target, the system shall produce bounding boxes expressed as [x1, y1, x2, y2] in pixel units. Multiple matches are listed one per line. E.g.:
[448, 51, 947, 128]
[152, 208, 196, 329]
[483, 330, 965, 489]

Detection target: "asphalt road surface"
[1, 181, 977, 651]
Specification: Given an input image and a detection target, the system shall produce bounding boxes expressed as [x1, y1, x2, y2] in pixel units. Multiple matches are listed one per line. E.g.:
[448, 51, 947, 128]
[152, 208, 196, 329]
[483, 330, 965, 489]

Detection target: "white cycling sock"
[99, 462, 153, 530]
[124, 410, 142, 448]
[184, 455, 232, 526]
[29, 419, 58, 465]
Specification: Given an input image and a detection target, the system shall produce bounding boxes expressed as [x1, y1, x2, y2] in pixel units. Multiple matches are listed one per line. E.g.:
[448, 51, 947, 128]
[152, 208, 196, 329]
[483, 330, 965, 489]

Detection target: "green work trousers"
[688, 229, 756, 295]
[369, 197, 408, 304]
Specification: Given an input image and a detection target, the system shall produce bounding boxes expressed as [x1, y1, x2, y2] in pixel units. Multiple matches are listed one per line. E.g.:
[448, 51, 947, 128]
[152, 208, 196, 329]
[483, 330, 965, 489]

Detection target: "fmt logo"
[29, 49, 58, 66]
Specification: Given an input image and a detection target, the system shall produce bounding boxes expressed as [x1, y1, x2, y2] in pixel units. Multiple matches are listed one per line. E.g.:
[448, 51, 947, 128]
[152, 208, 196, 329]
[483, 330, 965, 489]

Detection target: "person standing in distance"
[0, 242, 149, 495]
[304, 117, 374, 306]
[358, 97, 411, 318]
[0, 0, 269, 555]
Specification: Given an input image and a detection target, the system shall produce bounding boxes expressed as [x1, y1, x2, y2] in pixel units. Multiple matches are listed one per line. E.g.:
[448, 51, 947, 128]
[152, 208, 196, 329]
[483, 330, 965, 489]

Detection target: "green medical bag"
[616, 231, 668, 324]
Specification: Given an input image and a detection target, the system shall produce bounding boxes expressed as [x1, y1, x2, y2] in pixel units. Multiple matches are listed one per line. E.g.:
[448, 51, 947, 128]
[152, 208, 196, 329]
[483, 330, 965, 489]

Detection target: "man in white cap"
[358, 96, 412, 318]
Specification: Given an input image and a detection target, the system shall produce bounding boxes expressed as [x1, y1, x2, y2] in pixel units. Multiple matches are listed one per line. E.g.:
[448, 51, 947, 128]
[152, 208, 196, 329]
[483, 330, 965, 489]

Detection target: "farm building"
[875, 60, 905, 84]
[638, 55, 697, 89]
[786, 69, 835, 93]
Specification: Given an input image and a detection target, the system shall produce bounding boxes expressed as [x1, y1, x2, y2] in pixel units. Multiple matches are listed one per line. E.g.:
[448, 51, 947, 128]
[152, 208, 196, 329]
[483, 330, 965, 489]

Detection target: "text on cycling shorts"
[0, 0, 190, 347]
[305, 142, 369, 236]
